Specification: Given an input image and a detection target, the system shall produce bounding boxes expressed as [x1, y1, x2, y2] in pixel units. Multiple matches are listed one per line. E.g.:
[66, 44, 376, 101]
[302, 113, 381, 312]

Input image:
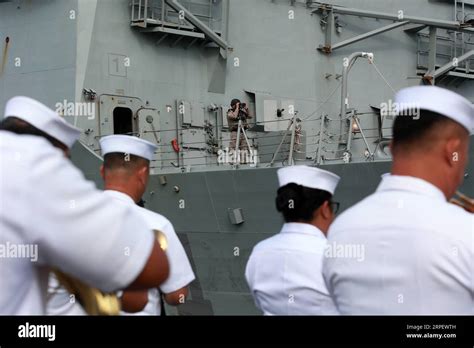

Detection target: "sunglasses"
[329, 201, 340, 214]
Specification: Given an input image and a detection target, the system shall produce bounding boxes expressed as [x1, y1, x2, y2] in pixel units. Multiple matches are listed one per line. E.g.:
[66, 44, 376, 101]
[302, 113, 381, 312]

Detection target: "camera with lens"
[237, 102, 248, 120]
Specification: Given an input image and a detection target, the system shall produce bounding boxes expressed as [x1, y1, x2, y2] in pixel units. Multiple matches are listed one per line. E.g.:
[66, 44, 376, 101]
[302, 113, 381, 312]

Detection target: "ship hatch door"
[113, 107, 133, 135]
[98, 94, 143, 137]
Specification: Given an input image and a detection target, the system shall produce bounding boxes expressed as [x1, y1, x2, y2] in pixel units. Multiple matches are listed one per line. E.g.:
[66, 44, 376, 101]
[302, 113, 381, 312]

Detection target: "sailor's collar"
[104, 190, 136, 205]
[377, 174, 446, 201]
[280, 222, 326, 239]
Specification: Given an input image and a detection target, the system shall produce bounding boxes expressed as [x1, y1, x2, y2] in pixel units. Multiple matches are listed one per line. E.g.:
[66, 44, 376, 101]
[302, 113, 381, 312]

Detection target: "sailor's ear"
[100, 164, 105, 180]
[444, 137, 462, 167]
[137, 165, 149, 185]
[320, 200, 332, 220]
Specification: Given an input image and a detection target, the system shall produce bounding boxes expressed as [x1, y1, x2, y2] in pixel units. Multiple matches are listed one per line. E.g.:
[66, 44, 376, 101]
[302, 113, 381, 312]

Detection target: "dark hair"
[103, 152, 149, 172]
[392, 110, 453, 151]
[230, 99, 240, 107]
[0, 116, 68, 151]
[275, 183, 332, 223]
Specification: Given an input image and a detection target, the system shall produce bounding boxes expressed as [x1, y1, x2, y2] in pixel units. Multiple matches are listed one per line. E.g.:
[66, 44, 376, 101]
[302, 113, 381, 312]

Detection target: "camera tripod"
[231, 119, 254, 165]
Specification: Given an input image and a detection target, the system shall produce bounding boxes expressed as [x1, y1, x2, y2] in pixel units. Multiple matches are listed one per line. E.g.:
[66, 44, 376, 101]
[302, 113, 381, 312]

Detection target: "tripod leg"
[239, 128, 249, 164]
[235, 122, 242, 164]
[243, 130, 251, 148]
[241, 128, 253, 163]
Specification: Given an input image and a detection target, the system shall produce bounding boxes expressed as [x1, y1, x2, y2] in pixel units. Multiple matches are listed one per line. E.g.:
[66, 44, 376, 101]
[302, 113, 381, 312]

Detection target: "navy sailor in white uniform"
[99, 135, 195, 315]
[0, 96, 169, 315]
[245, 165, 341, 315]
[323, 86, 474, 314]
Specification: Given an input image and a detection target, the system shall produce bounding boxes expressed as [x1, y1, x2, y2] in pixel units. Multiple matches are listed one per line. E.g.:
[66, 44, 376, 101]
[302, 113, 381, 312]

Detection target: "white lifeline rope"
[302, 80, 343, 122]
[370, 59, 397, 94]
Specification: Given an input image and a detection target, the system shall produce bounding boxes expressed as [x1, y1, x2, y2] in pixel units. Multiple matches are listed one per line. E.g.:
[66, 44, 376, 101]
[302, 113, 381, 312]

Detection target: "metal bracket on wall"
[131, 0, 231, 56]
[164, 0, 230, 52]
[313, 3, 474, 54]
[423, 49, 474, 84]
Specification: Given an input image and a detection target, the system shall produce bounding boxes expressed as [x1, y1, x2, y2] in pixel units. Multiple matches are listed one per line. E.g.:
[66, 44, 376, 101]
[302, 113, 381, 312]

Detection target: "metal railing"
[131, 0, 149, 23]
[131, 0, 215, 29]
[415, 0, 474, 75]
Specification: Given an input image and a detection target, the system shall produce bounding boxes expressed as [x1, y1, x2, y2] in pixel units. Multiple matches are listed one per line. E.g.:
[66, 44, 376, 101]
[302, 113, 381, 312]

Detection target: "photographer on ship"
[227, 98, 252, 151]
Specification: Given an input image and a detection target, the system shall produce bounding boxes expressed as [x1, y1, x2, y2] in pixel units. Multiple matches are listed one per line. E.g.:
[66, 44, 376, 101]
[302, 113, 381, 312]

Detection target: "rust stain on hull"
[1, 37, 10, 76]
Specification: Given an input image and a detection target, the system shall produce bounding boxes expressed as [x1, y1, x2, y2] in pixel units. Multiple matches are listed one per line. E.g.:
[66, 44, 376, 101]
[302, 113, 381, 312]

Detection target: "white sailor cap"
[395, 86, 474, 135]
[277, 165, 340, 195]
[4, 96, 82, 149]
[100, 134, 157, 161]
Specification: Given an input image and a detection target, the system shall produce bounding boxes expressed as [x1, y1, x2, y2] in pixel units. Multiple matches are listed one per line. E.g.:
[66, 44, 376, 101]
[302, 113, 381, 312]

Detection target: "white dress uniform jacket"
[103, 190, 195, 316]
[245, 223, 338, 315]
[323, 175, 474, 315]
[0, 132, 155, 315]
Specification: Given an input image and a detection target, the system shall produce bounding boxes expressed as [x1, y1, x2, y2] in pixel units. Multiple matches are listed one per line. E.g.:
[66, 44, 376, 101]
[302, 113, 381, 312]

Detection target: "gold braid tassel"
[53, 229, 168, 315]
[53, 270, 121, 315]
